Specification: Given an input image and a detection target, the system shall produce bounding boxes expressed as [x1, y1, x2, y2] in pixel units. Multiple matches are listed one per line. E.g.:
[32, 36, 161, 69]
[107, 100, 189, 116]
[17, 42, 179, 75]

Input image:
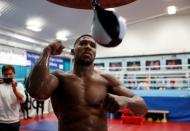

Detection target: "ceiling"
[0, 0, 190, 55]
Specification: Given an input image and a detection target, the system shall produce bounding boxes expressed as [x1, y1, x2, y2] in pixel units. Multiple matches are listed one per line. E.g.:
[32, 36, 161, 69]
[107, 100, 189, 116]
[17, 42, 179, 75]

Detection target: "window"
[94, 63, 105, 70]
[166, 59, 182, 69]
[127, 61, 140, 71]
[146, 60, 160, 70]
[188, 59, 190, 69]
[109, 62, 122, 71]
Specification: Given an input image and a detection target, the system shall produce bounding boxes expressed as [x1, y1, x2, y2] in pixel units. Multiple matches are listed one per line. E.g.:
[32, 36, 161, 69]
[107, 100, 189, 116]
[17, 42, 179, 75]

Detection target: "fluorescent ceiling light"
[11, 33, 48, 46]
[106, 8, 116, 12]
[0, 38, 31, 49]
[167, 5, 177, 15]
[12, 34, 36, 43]
[0, 28, 49, 46]
[26, 25, 42, 32]
[26, 18, 44, 32]
[56, 30, 71, 41]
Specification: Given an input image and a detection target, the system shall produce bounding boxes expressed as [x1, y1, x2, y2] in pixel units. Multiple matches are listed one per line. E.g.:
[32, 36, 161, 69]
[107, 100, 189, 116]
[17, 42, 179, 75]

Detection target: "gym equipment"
[47, 0, 136, 9]
[121, 108, 145, 125]
[47, 0, 135, 47]
[147, 117, 153, 122]
[91, 1, 127, 47]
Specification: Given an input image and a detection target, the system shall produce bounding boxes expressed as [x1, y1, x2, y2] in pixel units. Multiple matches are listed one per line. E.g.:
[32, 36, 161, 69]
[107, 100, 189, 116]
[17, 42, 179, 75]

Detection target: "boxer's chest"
[61, 74, 108, 106]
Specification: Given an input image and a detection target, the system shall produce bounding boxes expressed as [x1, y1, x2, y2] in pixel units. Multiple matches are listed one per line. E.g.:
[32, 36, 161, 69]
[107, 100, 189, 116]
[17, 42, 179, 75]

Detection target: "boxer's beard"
[76, 58, 93, 66]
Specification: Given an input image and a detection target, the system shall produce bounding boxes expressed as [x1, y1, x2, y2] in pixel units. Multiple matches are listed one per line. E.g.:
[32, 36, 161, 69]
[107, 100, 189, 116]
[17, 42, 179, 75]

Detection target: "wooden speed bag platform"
[47, 0, 136, 9]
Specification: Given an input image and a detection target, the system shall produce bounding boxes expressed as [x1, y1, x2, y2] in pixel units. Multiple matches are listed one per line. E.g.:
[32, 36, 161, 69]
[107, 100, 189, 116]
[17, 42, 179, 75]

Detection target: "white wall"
[0, 45, 28, 65]
[96, 13, 190, 58]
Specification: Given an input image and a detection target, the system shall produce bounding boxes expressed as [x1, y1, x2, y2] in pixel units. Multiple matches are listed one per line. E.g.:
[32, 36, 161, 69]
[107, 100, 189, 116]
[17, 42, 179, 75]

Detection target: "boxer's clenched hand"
[46, 40, 64, 55]
[102, 93, 128, 113]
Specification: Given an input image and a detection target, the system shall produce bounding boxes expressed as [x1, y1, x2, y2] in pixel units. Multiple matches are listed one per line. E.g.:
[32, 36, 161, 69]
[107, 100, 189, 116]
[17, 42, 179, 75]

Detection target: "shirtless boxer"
[26, 34, 147, 131]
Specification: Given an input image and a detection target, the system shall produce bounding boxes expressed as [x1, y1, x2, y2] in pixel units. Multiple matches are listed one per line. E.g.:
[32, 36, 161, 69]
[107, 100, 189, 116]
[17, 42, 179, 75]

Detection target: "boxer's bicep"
[102, 73, 134, 97]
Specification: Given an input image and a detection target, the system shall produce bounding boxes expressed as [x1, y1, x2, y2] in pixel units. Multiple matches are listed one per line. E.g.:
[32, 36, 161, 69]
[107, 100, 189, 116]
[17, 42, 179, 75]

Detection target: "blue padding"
[21, 121, 58, 131]
[143, 96, 190, 122]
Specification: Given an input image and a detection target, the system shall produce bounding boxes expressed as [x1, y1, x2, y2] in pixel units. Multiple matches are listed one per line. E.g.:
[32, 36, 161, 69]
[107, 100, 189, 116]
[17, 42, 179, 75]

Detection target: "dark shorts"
[0, 121, 20, 131]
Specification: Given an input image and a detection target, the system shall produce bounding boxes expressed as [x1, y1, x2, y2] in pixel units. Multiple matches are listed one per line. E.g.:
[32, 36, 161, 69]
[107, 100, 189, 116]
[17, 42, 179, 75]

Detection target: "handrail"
[96, 64, 190, 90]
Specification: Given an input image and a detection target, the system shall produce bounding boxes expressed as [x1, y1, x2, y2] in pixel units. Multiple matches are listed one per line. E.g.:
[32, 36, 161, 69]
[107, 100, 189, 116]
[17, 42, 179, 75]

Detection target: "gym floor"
[20, 113, 190, 131]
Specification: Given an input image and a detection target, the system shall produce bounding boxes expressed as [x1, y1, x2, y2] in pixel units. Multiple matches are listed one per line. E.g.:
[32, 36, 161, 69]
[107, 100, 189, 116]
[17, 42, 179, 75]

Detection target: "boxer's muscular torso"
[51, 71, 109, 131]
[26, 38, 147, 131]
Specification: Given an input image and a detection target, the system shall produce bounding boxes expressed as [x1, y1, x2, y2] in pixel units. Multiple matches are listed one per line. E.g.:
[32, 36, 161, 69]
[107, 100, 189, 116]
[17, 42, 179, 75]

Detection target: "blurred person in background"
[0, 65, 26, 131]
